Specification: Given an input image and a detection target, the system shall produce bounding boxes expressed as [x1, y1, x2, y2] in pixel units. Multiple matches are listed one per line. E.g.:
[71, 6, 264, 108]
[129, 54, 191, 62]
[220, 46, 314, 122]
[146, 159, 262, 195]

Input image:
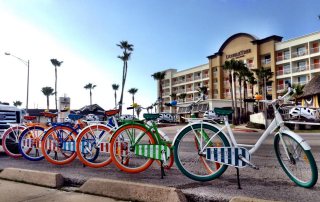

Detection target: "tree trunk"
[114, 91, 117, 108]
[239, 78, 243, 124]
[119, 62, 126, 115]
[233, 71, 238, 125]
[229, 71, 235, 124]
[159, 80, 163, 112]
[90, 89, 92, 106]
[55, 66, 58, 111]
[46, 96, 49, 110]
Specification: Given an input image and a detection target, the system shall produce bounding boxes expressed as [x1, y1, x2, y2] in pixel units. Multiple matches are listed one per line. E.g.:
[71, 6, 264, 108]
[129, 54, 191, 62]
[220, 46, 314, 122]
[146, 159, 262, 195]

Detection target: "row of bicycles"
[1, 87, 319, 188]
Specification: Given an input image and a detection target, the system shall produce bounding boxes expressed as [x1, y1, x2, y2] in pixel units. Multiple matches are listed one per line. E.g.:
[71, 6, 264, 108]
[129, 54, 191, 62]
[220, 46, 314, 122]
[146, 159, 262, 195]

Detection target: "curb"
[0, 167, 64, 188]
[230, 196, 280, 202]
[79, 178, 187, 202]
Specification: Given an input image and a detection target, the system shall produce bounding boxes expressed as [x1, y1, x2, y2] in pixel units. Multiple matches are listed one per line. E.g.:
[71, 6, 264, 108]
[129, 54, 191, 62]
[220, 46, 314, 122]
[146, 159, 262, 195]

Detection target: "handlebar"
[258, 87, 294, 105]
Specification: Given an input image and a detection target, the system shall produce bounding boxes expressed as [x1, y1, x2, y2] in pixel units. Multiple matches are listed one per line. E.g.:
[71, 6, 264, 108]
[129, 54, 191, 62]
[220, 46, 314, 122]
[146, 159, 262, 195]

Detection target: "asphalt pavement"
[0, 124, 319, 202]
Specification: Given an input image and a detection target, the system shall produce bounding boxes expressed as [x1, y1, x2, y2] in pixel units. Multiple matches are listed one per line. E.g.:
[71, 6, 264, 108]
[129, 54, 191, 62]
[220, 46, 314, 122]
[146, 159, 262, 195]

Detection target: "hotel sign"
[226, 49, 251, 59]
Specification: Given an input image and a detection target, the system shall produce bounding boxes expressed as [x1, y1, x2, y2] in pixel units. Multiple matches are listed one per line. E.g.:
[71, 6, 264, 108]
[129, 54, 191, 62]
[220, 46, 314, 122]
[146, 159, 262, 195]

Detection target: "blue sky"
[0, 0, 319, 111]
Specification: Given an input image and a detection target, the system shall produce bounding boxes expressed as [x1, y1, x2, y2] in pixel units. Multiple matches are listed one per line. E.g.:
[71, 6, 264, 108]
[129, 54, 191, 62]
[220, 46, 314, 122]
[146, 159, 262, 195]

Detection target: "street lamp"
[5, 52, 30, 114]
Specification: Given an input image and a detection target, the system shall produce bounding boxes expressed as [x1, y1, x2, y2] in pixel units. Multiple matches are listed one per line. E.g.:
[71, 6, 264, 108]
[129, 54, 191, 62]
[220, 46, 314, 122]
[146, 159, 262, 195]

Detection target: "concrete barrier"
[80, 178, 187, 202]
[0, 168, 64, 188]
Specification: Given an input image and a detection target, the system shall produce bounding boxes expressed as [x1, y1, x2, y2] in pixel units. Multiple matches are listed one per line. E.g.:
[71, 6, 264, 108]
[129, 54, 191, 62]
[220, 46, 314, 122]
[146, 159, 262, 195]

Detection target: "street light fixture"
[4, 52, 30, 114]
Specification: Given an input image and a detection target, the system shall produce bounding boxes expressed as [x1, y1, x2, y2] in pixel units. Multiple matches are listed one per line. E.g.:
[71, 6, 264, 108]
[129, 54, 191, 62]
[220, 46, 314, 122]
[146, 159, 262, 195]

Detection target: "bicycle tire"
[274, 133, 318, 188]
[2, 126, 25, 158]
[18, 126, 46, 161]
[110, 124, 156, 173]
[76, 125, 112, 168]
[174, 123, 230, 181]
[41, 126, 78, 165]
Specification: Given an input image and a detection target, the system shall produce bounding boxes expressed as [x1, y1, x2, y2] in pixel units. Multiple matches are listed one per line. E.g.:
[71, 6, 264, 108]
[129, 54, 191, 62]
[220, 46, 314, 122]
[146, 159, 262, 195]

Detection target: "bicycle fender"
[172, 121, 231, 146]
[275, 129, 311, 150]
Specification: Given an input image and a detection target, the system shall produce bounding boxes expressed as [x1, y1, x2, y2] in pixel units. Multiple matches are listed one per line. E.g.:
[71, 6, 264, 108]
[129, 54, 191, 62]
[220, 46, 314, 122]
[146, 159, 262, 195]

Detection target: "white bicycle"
[173, 87, 318, 188]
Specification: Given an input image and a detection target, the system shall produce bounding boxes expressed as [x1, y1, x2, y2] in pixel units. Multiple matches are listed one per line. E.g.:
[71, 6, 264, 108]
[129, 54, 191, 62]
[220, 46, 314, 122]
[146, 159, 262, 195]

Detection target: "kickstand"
[54, 151, 58, 160]
[160, 160, 166, 179]
[236, 167, 242, 189]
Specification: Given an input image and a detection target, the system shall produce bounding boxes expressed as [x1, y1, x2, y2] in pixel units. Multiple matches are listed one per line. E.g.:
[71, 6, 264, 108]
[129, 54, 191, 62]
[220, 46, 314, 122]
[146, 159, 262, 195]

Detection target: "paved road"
[0, 125, 319, 201]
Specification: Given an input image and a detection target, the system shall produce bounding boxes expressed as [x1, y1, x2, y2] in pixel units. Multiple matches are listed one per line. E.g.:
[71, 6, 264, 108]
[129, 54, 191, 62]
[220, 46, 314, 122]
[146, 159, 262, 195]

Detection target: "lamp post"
[5, 52, 30, 114]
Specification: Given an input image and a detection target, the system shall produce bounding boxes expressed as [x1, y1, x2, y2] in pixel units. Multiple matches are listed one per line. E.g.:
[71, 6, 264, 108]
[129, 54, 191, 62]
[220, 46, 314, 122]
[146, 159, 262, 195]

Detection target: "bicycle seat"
[143, 113, 160, 121]
[40, 112, 58, 118]
[68, 114, 84, 121]
[24, 116, 37, 121]
[105, 109, 120, 116]
[214, 108, 234, 116]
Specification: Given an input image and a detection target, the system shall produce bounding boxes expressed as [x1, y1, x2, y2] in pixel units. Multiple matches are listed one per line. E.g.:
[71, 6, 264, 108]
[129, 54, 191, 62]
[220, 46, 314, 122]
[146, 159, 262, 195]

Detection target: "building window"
[284, 64, 290, 74]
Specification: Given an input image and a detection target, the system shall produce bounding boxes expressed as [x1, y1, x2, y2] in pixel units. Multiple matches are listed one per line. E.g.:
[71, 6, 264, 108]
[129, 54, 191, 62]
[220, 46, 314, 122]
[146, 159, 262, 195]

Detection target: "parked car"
[120, 114, 136, 120]
[289, 107, 319, 120]
[158, 113, 175, 123]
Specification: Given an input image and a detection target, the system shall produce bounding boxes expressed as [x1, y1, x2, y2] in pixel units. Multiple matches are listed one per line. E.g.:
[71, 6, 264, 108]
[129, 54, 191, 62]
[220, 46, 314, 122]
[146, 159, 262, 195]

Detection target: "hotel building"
[158, 31, 320, 114]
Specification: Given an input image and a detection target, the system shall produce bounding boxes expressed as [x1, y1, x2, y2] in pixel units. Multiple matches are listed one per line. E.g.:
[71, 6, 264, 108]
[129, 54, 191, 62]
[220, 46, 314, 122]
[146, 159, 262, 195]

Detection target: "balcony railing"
[194, 76, 201, 80]
[186, 88, 193, 92]
[310, 47, 320, 54]
[178, 89, 185, 93]
[292, 49, 308, 58]
[178, 79, 186, 84]
[292, 65, 309, 73]
[248, 63, 255, 68]
[186, 77, 193, 82]
[293, 81, 307, 86]
[261, 58, 271, 65]
[311, 63, 320, 70]
[186, 97, 193, 102]
[172, 81, 178, 85]
[203, 74, 209, 78]
[277, 84, 285, 92]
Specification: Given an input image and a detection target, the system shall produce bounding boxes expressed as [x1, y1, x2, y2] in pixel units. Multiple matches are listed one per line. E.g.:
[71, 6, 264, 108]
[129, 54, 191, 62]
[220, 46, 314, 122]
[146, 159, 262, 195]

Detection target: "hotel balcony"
[277, 84, 285, 93]
[293, 81, 307, 86]
[178, 89, 186, 93]
[311, 63, 320, 70]
[261, 58, 271, 65]
[194, 76, 201, 80]
[277, 69, 291, 76]
[162, 92, 170, 96]
[186, 77, 193, 82]
[292, 65, 309, 73]
[203, 74, 209, 79]
[276, 55, 290, 62]
[186, 88, 193, 92]
[310, 47, 320, 54]
[186, 97, 193, 102]
[291, 50, 308, 58]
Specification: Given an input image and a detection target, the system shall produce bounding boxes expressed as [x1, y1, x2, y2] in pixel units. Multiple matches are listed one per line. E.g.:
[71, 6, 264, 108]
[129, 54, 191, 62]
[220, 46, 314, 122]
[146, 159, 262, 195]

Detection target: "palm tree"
[198, 86, 208, 100]
[41, 86, 54, 110]
[151, 71, 166, 112]
[291, 83, 305, 104]
[178, 93, 187, 103]
[50, 58, 63, 111]
[128, 88, 138, 116]
[235, 61, 249, 123]
[252, 67, 274, 126]
[222, 59, 237, 124]
[170, 93, 177, 113]
[117, 41, 134, 115]
[84, 83, 97, 106]
[112, 84, 119, 108]
[13, 101, 22, 107]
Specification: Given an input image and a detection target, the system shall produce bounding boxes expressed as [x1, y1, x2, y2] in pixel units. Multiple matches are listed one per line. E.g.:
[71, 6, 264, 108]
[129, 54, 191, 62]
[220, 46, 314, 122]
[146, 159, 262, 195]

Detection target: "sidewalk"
[0, 179, 125, 202]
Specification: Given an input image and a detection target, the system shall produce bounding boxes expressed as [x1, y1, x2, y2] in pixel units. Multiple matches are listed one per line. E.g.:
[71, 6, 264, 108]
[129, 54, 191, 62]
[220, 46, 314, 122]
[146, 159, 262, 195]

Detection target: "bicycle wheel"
[2, 126, 25, 158]
[18, 126, 46, 161]
[274, 133, 318, 188]
[76, 125, 112, 168]
[174, 123, 230, 181]
[110, 124, 156, 173]
[41, 126, 78, 165]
